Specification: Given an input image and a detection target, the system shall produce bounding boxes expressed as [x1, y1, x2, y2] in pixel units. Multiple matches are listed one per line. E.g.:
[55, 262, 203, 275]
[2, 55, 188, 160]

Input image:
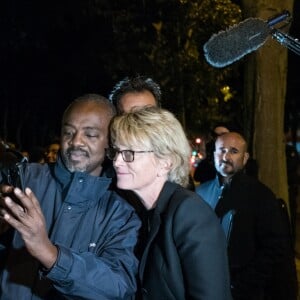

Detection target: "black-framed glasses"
[105, 148, 154, 163]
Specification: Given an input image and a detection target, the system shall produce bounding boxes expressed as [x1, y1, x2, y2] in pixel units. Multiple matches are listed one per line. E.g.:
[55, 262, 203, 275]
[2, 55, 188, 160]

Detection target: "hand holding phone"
[0, 152, 27, 206]
[5, 162, 26, 192]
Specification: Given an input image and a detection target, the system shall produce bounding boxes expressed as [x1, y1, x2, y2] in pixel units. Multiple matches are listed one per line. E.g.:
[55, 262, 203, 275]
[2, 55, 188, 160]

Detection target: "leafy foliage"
[99, 0, 242, 135]
[0, 0, 242, 148]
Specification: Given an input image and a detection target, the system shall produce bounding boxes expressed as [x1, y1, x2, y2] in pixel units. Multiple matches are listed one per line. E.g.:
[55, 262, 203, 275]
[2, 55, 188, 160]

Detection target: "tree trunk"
[241, 0, 294, 207]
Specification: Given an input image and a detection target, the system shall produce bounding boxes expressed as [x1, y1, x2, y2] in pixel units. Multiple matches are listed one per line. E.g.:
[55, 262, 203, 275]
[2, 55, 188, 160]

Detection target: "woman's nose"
[113, 152, 123, 166]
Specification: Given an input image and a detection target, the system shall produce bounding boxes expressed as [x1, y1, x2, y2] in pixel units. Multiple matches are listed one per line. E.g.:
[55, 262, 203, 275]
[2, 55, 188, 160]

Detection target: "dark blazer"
[139, 181, 232, 300]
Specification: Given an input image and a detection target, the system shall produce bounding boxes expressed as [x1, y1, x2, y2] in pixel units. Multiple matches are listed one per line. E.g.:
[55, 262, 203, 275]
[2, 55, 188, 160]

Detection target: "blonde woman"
[107, 106, 232, 299]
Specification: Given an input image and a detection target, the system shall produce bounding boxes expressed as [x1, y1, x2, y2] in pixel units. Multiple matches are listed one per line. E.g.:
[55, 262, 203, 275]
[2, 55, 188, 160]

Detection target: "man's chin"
[219, 167, 234, 176]
[66, 161, 87, 173]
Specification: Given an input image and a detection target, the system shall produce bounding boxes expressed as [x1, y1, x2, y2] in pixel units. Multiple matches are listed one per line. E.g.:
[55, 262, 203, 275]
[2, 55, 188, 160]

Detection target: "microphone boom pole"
[271, 29, 300, 56]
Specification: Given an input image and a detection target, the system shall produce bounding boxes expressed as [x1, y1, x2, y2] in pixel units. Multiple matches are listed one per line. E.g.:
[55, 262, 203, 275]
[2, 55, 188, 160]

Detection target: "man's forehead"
[120, 91, 157, 112]
[216, 136, 245, 149]
[65, 105, 111, 123]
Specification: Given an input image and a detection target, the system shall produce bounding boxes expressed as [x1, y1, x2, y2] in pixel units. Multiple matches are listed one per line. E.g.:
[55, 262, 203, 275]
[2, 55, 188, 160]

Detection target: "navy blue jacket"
[0, 157, 141, 299]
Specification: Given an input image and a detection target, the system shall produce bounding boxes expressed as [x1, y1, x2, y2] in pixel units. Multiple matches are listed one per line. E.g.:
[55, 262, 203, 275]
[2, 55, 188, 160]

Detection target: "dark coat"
[197, 172, 298, 300]
[139, 181, 232, 300]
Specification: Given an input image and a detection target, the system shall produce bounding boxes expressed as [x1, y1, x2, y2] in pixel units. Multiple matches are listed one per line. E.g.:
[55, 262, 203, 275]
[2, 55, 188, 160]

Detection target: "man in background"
[109, 75, 161, 113]
[196, 132, 297, 300]
[45, 139, 60, 163]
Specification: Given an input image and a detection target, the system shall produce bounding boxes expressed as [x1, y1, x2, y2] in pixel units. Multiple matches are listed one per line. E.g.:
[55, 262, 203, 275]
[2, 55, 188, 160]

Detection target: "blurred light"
[220, 85, 230, 94]
[220, 85, 233, 102]
[190, 149, 204, 168]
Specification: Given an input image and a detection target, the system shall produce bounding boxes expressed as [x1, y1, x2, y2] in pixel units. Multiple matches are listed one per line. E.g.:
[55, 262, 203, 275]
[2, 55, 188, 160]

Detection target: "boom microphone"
[203, 10, 291, 68]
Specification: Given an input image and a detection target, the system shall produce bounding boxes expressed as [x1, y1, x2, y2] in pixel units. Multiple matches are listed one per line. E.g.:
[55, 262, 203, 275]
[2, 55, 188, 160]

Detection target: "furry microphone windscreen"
[203, 18, 270, 68]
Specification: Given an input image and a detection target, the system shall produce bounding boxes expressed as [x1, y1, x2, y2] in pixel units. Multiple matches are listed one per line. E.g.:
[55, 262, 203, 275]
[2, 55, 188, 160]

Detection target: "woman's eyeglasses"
[105, 148, 154, 162]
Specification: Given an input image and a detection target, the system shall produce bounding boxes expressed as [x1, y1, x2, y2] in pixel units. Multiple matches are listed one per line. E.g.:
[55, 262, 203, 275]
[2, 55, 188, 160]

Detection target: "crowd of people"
[0, 75, 299, 300]
[0, 139, 61, 165]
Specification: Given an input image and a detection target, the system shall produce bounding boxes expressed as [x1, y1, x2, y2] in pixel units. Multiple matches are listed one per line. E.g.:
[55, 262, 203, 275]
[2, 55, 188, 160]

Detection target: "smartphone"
[1, 161, 26, 206]
[6, 162, 26, 192]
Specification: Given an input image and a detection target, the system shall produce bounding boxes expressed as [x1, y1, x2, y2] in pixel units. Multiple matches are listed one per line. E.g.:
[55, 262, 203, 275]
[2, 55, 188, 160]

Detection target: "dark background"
[286, 1, 300, 140]
[1, 1, 116, 149]
[0, 1, 299, 151]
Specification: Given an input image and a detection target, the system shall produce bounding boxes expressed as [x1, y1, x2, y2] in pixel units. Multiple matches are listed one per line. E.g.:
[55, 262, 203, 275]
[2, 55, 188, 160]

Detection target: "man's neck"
[219, 174, 233, 186]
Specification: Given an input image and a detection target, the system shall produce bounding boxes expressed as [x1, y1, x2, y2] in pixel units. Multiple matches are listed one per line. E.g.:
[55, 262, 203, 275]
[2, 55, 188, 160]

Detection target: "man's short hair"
[108, 75, 162, 111]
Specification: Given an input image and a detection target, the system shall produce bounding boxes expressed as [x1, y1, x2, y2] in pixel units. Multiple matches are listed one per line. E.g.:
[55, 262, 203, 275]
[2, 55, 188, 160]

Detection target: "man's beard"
[217, 161, 234, 177]
[63, 146, 89, 173]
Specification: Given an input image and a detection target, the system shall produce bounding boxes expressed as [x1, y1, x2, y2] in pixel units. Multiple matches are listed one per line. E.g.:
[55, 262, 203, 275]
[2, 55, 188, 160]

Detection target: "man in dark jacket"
[0, 94, 141, 299]
[196, 132, 298, 300]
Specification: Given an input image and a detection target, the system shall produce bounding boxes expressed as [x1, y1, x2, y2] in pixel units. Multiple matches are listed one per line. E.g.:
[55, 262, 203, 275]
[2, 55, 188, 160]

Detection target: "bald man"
[214, 132, 249, 181]
[196, 132, 297, 300]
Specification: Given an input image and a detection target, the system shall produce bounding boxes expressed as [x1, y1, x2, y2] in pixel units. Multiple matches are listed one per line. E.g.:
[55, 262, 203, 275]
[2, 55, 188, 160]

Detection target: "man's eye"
[63, 131, 73, 137]
[86, 133, 99, 138]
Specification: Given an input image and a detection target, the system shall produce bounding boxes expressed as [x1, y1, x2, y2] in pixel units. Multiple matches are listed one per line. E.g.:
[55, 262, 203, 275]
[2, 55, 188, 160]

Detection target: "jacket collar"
[152, 181, 179, 214]
[217, 170, 245, 187]
[53, 155, 112, 204]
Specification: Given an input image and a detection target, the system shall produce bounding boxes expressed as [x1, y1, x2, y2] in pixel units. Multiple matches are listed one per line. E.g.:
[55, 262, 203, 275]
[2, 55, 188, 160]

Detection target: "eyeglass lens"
[106, 148, 134, 162]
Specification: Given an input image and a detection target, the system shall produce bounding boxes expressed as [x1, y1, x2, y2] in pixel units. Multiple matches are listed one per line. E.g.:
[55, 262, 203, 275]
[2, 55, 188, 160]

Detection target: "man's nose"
[70, 132, 84, 146]
[223, 151, 231, 160]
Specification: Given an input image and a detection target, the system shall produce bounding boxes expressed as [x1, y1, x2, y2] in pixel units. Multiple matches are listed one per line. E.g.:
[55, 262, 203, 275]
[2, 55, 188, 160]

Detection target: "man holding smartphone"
[0, 94, 141, 300]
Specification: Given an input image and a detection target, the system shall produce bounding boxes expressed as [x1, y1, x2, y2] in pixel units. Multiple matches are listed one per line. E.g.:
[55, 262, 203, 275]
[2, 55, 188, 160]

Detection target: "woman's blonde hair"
[109, 106, 191, 187]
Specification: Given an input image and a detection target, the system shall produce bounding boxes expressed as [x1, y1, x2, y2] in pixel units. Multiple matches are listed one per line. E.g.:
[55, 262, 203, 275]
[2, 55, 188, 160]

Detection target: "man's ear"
[243, 152, 250, 166]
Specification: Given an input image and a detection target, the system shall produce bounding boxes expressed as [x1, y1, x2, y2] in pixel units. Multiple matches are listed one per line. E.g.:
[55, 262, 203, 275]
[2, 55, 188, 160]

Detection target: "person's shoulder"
[169, 186, 220, 232]
[100, 190, 141, 228]
[172, 182, 199, 199]
[26, 162, 52, 177]
[171, 184, 215, 213]
[235, 173, 277, 202]
[196, 177, 216, 192]
[26, 162, 48, 169]
[108, 189, 139, 213]
[240, 173, 273, 192]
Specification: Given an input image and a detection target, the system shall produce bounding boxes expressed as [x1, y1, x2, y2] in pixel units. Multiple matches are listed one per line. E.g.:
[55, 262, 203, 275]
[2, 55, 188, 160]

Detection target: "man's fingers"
[4, 196, 26, 215]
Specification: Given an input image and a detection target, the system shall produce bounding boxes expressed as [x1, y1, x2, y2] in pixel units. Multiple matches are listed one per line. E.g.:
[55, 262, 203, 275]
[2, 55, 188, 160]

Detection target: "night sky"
[1, 1, 117, 149]
[1, 1, 299, 151]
